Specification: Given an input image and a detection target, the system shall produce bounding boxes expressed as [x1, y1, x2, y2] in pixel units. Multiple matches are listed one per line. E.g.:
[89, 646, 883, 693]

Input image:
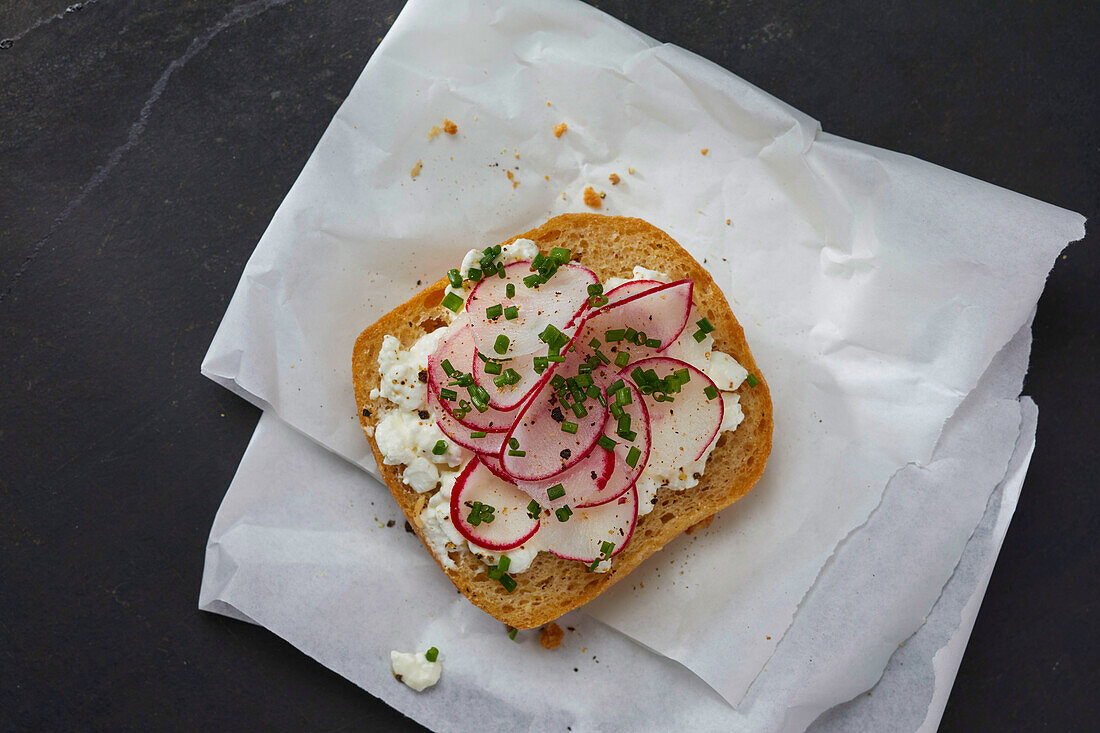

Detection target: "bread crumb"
[428, 126, 441, 139]
[583, 186, 603, 209]
[701, 148, 709, 156]
[554, 122, 568, 138]
[515, 153, 520, 159]
[410, 160, 422, 178]
[539, 622, 564, 649]
[685, 515, 714, 535]
[726, 219, 731, 226]
[628, 167, 635, 175]
[443, 119, 458, 135]
[546, 101, 551, 106]
[544, 175, 550, 181]
[506, 170, 518, 188]
[608, 173, 620, 185]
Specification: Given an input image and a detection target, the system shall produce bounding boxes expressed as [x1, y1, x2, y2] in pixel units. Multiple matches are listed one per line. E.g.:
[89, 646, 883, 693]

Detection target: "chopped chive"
[494, 334, 510, 355]
[609, 402, 624, 420]
[585, 385, 601, 400]
[588, 558, 601, 572]
[508, 437, 519, 449]
[595, 349, 610, 364]
[546, 355, 566, 363]
[609, 379, 625, 394]
[504, 305, 519, 320]
[746, 373, 760, 388]
[531, 253, 546, 269]
[620, 429, 637, 441]
[533, 356, 548, 374]
[626, 446, 641, 468]
[467, 267, 482, 281]
[470, 431, 487, 438]
[617, 414, 631, 433]
[598, 435, 616, 451]
[499, 574, 517, 593]
[704, 385, 719, 400]
[561, 421, 578, 434]
[497, 267, 506, 278]
[615, 388, 632, 406]
[432, 440, 448, 455]
[571, 403, 588, 419]
[633, 330, 648, 346]
[555, 506, 573, 522]
[614, 351, 630, 368]
[527, 500, 541, 519]
[425, 647, 439, 662]
[645, 338, 661, 348]
[587, 283, 604, 296]
[508, 626, 518, 639]
[589, 338, 601, 350]
[441, 292, 463, 312]
[590, 295, 608, 307]
[693, 329, 707, 342]
[696, 317, 715, 334]
[447, 269, 463, 288]
[508, 449, 526, 457]
[624, 327, 637, 342]
[441, 359, 456, 376]
[547, 484, 566, 500]
[600, 540, 614, 556]
[497, 555, 511, 573]
[550, 247, 571, 264]
[487, 564, 502, 580]
[439, 387, 457, 401]
[485, 360, 502, 375]
[493, 374, 510, 387]
[523, 274, 541, 288]
[605, 329, 625, 342]
[486, 303, 503, 320]
[506, 283, 516, 298]
[674, 368, 690, 383]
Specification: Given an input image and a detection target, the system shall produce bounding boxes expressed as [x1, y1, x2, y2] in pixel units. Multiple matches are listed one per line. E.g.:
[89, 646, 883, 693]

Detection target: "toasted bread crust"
[353, 214, 772, 628]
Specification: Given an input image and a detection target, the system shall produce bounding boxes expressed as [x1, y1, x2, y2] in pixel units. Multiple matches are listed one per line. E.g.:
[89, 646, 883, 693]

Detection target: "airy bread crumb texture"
[353, 214, 773, 629]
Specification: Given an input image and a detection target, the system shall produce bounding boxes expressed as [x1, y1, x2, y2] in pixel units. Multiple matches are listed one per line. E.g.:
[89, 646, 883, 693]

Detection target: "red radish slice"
[515, 445, 613, 509]
[541, 487, 638, 562]
[478, 451, 514, 482]
[625, 357, 723, 473]
[430, 389, 508, 454]
[602, 279, 665, 308]
[579, 380, 650, 508]
[471, 351, 546, 411]
[450, 458, 540, 551]
[499, 339, 610, 481]
[586, 280, 694, 363]
[465, 261, 597, 357]
[428, 325, 514, 432]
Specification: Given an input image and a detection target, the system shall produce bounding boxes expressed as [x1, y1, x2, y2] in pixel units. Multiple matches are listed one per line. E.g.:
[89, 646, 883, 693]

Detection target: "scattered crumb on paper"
[410, 160, 422, 178]
[540, 622, 564, 649]
[554, 122, 568, 138]
[608, 173, 620, 185]
[583, 186, 603, 208]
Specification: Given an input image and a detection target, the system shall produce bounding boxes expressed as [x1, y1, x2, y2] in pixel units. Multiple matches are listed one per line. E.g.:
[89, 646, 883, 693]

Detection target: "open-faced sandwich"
[353, 214, 772, 629]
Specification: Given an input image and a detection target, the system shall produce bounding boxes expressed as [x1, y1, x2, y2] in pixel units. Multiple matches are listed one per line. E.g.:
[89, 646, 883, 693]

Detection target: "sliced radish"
[601, 279, 665, 309]
[477, 451, 514, 482]
[541, 487, 638, 563]
[465, 261, 597, 358]
[499, 339, 610, 481]
[471, 351, 546, 411]
[430, 388, 508, 454]
[450, 458, 540, 551]
[515, 445, 613, 509]
[580, 380, 650, 508]
[584, 280, 694, 365]
[625, 357, 723, 478]
[428, 325, 515, 432]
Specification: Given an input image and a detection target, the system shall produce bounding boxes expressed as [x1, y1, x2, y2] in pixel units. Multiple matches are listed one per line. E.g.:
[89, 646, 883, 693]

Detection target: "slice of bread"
[353, 214, 772, 629]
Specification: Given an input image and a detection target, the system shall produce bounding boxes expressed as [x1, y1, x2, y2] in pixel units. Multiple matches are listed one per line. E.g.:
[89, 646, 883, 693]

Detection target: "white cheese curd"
[390, 650, 442, 692]
[468, 541, 541, 575]
[375, 410, 463, 468]
[401, 457, 440, 494]
[707, 350, 749, 391]
[420, 471, 465, 568]
[370, 329, 449, 411]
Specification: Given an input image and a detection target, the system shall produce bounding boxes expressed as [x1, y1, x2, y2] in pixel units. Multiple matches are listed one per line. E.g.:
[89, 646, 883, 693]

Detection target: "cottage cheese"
[374, 261, 750, 572]
[390, 650, 442, 692]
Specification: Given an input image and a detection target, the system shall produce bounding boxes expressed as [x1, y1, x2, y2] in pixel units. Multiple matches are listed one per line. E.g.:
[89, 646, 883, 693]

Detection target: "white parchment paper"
[199, 319, 1036, 731]
[199, 0, 1085, 723]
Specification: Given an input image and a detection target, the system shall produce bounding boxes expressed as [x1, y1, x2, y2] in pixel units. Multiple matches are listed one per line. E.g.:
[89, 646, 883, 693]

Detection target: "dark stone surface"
[0, 1, 1094, 729]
